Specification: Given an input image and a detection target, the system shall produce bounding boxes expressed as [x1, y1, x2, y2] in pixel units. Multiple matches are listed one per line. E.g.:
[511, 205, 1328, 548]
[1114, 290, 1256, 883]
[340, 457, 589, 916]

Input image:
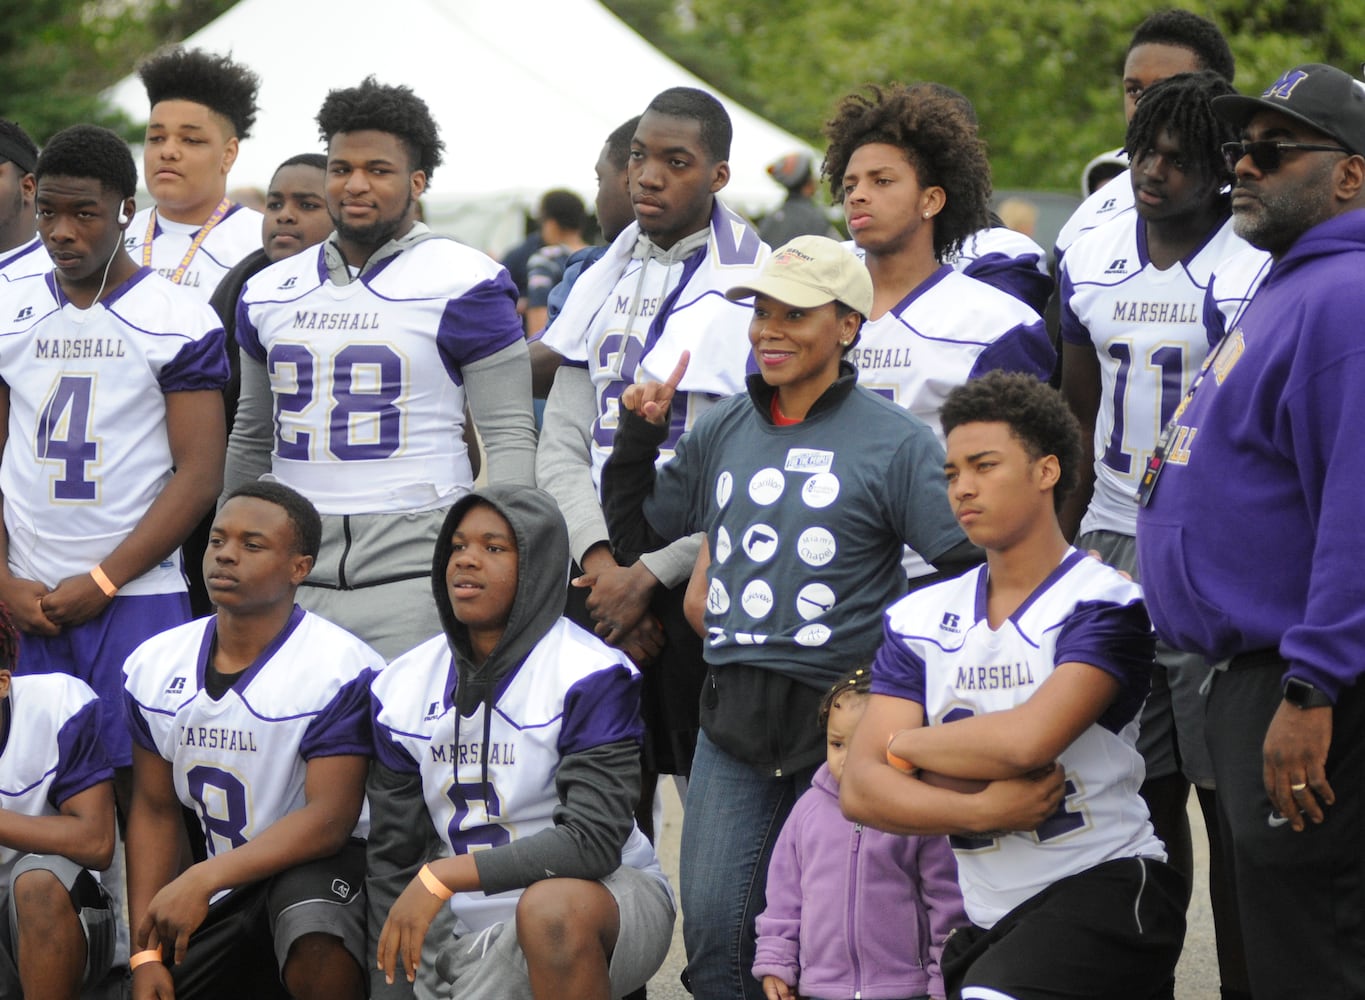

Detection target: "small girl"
[753, 669, 967, 1000]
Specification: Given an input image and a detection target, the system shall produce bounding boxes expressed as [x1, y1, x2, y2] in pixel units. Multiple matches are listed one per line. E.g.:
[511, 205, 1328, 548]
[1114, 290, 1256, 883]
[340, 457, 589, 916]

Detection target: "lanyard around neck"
[141, 197, 233, 284]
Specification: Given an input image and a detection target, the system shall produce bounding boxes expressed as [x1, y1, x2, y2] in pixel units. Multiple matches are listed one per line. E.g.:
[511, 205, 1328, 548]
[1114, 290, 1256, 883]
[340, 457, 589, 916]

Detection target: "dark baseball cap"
[1212, 63, 1365, 156]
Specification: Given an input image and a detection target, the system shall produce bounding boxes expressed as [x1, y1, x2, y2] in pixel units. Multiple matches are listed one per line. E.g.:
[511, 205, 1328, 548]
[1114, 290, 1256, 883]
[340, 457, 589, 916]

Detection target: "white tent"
[103, 0, 816, 255]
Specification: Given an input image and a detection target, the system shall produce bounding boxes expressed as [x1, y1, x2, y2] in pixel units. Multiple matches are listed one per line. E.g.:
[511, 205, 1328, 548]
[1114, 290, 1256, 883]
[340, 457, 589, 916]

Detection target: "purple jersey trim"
[968, 320, 1055, 382]
[371, 717, 422, 773]
[0, 238, 43, 274]
[125, 694, 160, 752]
[194, 605, 306, 694]
[557, 664, 644, 756]
[299, 670, 375, 759]
[235, 292, 265, 361]
[1054, 599, 1154, 732]
[435, 272, 526, 385]
[962, 250, 1052, 316]
[94, 266, 154, 310]
[888, 264, 953, 319]
[870, 616, 929, 705]
[159, 325, 230, 392]
[975, 550, 1088, 636]
[50, 699, 115, 809]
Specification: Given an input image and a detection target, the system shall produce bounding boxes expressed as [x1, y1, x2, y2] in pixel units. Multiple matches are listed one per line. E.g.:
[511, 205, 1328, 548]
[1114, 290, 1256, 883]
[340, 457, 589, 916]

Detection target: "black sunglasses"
[1221, 140, 1351, 174]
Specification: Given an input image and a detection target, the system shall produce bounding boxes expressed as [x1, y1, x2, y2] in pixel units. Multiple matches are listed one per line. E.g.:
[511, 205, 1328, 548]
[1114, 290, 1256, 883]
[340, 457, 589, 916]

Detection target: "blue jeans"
[680, 731, 817, 1000]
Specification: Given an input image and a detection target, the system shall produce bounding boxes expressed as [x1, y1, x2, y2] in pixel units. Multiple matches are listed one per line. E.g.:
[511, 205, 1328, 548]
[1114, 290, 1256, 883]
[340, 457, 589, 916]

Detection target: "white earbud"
[117, 209, 130, 225]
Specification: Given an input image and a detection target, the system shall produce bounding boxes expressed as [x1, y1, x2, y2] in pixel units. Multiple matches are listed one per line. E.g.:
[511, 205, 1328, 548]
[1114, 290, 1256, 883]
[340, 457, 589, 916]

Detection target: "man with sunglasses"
[1136, 62, 1365, 998]
[1059, 69, 1262, 1000]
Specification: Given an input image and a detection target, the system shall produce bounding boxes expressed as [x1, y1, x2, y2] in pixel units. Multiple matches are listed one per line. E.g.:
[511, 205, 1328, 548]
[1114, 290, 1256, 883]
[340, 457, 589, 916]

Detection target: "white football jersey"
[0, 674, 112, 888]
[541, 206, 768, 490]
[1054, 164, 1135, 259]
[372, 619, 668, 934]
[1203, 242, 1274, 342]
[0, 268, 227, 592]
[873, 549, 1164, 928]
[124, 607, 381, 861]
[846, 264, 1051, 577]
[850, 266, 1051, 444]
[124, 204, 263, 302]
[1060, 215, 1259, 535]
[0, 237, 50, 284]
[237, 239, 525, 514]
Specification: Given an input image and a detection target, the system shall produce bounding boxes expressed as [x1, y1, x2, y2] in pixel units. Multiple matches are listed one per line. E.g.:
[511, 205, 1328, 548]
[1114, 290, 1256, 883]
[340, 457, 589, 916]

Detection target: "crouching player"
[369, 485, 675, 999]
[123, 483, 382, 1000]
[841, 372, 1185, 1000]
[0, 604, 116, 998]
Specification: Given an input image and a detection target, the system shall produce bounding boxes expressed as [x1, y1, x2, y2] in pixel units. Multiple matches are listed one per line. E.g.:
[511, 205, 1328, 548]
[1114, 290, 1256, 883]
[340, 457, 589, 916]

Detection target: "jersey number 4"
[269, 343, 404, 461]
[36, 374, 99, 501]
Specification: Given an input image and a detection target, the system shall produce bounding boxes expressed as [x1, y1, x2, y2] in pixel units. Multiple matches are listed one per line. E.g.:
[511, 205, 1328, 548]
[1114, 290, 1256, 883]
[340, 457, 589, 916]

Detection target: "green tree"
[0, 0, 235, 144]
[604, 0, 1365, 191]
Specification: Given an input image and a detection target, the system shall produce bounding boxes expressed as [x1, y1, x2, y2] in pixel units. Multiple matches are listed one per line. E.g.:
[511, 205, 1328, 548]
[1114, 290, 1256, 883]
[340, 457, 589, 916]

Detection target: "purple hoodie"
[1136, 208, 1365, 700]
[753, 763, 966, 1000]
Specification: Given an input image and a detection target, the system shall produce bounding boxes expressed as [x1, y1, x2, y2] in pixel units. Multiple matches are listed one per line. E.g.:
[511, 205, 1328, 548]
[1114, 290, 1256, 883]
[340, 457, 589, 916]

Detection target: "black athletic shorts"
[169, 838, 366, 1000]
[943, 856, 1186, 1000]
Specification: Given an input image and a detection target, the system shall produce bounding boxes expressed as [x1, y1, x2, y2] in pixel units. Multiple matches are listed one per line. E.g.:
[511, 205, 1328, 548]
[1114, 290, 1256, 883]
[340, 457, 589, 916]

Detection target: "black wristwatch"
[1283, 677, 1333, 709]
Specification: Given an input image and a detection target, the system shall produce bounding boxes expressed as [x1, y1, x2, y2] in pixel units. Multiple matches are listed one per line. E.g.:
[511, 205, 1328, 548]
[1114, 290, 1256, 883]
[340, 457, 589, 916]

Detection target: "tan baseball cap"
[726, 235, 874, 319]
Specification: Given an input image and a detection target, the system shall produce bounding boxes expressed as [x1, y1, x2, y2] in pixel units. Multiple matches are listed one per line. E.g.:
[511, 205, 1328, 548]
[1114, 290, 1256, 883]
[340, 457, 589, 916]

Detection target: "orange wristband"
[886, 732, 915, 773]
[90, 564, 118, 598]
[418, 863, 453, 900]
[129, 948, 162, 970]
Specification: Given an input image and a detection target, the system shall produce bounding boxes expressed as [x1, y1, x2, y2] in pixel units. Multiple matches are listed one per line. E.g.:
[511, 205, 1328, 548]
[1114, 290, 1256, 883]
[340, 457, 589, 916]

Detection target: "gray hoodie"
[365, 486, 644, 995]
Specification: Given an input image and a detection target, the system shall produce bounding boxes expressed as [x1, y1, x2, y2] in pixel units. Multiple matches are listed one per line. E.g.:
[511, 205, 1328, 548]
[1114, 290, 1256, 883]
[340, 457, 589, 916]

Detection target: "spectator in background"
[1081, 150, 1129, 196]
[524, 189, 589, 335]
[759, 151, 838, 246]
[996, 196, 1038, 238]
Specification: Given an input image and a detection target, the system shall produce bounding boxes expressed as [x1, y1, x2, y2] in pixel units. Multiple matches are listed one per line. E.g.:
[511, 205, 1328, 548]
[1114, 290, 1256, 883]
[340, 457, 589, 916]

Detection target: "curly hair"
[138, 47, 260, 139]
[35, 125, 137, 199]
[1125, 71, 1240, 197]
[316, 76, 444, 180]
[940, 372, 1082, 510]
[644, 88, 732, 163]
[0, 601, 17, 672]
[1128, 9, 1235, 84]
[223, 481, 322, 560]
[822, 82, 991, 262]
[0, 119, 38, 174]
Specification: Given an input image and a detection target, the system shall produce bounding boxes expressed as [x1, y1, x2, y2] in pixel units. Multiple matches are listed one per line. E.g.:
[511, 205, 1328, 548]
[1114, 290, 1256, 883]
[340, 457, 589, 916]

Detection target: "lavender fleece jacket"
[753, 763, 967, 1000]
[1137, 208, 1365, 701]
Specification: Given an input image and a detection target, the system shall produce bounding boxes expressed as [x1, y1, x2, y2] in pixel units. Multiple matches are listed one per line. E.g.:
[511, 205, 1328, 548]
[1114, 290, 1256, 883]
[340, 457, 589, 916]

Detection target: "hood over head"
[433, 485, 569, 717]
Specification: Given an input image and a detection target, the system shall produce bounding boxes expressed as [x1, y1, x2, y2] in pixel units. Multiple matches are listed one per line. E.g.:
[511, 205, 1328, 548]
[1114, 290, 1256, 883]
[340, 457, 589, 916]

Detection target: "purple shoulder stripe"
[435, 272, 525, 384]
[159, 325, 230, 392]
[50, 699, 115, 810]
[870, 615, 928, 704]
[558, 664, 643, 757]
[300, 670, 376, 760]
